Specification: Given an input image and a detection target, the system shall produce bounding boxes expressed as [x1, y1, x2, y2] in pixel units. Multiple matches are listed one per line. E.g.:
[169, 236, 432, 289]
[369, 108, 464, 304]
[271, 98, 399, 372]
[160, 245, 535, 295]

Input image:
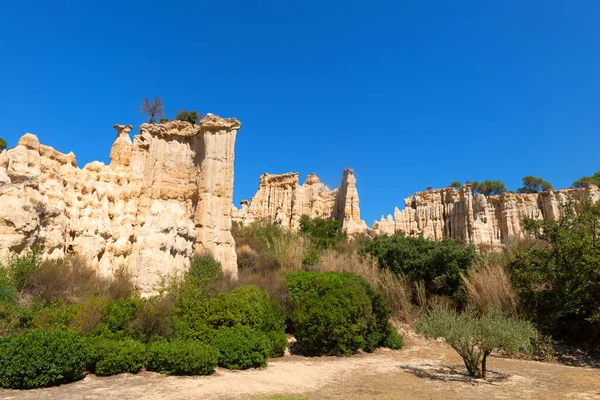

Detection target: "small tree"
[572, 171, 600, 188]
[450, 181, 462, 189]
[517, 176, 553, 194]
[416, 307, 537, 378]
[0, 137, 6, 151]
[175, 109, 202, 125]
[470, 180, 506, 196]
[139, 97, 164, 123]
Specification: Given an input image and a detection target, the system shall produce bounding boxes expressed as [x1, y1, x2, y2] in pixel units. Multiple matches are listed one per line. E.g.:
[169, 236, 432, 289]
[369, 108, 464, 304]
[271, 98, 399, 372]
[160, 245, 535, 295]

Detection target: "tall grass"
[460, 256, 518, 315]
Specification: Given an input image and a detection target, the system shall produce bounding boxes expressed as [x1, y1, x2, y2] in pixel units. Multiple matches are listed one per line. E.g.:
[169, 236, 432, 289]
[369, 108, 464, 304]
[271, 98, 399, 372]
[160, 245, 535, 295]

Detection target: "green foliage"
[359, 232, 478, 303]
[449, 181, 462, 189]
[89, 298, 139, 339]
[416, 307, 537, 378]
[469, 180, 506, 196]
[517, 176, 553, 194]
[285, 271, 399, 355]
[159, 117, 169, 123]
[0, 267, 17, 305]
[211, 327, 271, 369]
[301, 247, 320, 266]
[572, 171, 600, 188]
[6, 248, 41, 292]
[187, 254, 224, 284]
[87, 338, 146, 376]
[298, 215, 346, 250]
[0, 330, 88, 389]
[30, 300, 78, 331]
[174, 109, 202, 125]
[0, 137, 6, 151]
[175, 284, 286, 357]
[381, 325, 403, 349]
[126, 295, 175, 342]
[146, 340, 219, 376]
[509, 198, 600, 347]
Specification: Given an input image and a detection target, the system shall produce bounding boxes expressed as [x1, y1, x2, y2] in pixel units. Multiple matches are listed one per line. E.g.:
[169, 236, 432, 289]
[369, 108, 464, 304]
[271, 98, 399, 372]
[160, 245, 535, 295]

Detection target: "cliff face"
[0, 114, 240, 294]
[232, 168, 367, 234]
[372, 184, 600, 246]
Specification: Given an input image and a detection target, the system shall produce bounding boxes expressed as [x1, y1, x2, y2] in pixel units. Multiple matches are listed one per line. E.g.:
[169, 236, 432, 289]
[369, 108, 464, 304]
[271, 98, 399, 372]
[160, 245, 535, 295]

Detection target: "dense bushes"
[285, 271, 402, 355]
[0, 330, 88, 389]
[508, 199, 600, 348]
[87, 338, 146, 376]
[212, 327, 271, 369]
[146, 340, 219, 376]
[360, 232, 478, 303]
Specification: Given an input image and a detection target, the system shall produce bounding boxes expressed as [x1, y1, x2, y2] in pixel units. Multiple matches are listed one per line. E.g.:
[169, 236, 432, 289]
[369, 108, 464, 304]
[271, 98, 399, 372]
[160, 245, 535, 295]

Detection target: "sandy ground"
[1, 333, 599, 400]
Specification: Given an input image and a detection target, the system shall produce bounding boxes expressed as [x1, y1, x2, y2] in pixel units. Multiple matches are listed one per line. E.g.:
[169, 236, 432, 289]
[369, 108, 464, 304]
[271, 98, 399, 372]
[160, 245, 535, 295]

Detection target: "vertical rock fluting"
[373, 184, 600, 246]
[0, 115, 241, 294]
[231, 168, 367, 233]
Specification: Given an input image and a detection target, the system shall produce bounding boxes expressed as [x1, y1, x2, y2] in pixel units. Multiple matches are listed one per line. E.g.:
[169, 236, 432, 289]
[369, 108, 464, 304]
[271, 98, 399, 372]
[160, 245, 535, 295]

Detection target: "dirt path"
[1, 336, 599, 400]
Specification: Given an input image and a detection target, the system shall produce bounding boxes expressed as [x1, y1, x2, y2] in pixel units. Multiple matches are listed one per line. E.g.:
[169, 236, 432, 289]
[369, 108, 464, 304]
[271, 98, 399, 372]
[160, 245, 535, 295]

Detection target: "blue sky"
[1, 1, 599, 224]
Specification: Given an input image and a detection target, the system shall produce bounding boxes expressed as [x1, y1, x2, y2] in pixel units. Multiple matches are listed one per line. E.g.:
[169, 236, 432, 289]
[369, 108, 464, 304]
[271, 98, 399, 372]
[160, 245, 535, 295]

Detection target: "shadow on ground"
[397, 363, 509, 384]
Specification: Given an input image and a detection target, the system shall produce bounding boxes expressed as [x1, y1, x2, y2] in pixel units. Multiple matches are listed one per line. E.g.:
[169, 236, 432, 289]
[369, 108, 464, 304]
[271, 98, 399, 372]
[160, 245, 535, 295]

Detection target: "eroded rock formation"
[373, 184, 600, 246]
[232, 168, 367, 234]
[0, 115, 241, 294]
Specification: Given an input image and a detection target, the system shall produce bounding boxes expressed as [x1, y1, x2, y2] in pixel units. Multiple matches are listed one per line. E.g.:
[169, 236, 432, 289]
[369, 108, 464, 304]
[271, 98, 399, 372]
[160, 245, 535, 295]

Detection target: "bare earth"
[2, 332, 599, 400]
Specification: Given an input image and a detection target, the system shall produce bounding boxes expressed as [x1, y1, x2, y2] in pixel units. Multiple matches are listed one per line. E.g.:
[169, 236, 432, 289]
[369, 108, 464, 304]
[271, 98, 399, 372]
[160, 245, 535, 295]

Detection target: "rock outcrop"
[232, 168, 367, 234]
[0, 115, 241, 294]
[372, 184, 600, 246]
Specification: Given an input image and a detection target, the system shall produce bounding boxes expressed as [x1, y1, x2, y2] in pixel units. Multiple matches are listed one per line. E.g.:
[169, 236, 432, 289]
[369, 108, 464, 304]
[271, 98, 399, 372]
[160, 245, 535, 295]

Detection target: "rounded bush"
[146, 340, 218, 375]
[0, 330, 88, 389]
[286, 271, 374, 355]
[211, 327, 271, 369]
[382, 326, 404, 350]
[88, 338, 146, 376]
[267, 329, 288, 357]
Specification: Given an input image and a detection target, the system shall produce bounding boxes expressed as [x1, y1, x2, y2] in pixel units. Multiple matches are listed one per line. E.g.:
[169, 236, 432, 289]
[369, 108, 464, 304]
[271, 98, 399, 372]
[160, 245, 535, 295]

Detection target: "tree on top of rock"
[174, 109, 203, 125]
[0, 137, 6, 151]
[469, 180, 506, 196]
[139, 97, 164, 124]
[517, 176, 553, 194]
[572, 171, 600, 188]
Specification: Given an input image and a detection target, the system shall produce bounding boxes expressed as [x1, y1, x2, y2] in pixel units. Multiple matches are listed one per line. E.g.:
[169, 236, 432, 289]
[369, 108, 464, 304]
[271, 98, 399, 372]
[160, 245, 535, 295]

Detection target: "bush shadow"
[398, 363, 509, 384]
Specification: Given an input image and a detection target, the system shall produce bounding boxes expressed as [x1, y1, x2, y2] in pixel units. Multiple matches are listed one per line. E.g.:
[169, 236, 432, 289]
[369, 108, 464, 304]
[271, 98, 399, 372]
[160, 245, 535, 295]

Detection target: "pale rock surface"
[0, 115, 241, 294]
[232, 168, 367, 234]
[372, 184, 600, 247]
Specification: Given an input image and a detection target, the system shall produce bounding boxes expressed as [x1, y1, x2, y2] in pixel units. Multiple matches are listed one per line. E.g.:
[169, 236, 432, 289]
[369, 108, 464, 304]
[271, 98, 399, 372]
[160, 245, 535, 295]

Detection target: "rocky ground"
[1, 332, 598, 400]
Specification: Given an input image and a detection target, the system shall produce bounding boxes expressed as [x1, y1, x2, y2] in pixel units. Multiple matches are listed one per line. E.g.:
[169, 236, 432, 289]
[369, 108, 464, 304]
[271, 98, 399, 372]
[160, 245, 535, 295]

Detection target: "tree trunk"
[481, 350, 492, 378]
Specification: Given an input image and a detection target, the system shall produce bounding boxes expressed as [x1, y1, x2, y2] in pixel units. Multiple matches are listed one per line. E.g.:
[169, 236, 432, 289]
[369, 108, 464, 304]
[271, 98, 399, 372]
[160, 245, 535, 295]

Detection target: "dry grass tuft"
[461, 259, 518, 315]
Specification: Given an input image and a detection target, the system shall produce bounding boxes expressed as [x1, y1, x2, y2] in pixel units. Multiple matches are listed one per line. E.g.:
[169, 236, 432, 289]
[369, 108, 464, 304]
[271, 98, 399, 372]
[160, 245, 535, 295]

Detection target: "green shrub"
[87, 338, 146, 376]
[359, 232, 478, 303]
[0, 137, 6, 151]
[211, 327, 271, 369]
[175, 284, 286, 357]
[416, 307, 537, 378]
[509, 198, 600, 348]
[6, 249, 41, 292]
[381, 326, 403, 350]
[126, 295, 175, 342]
[301, 247, 320, 266]
[30, 300, 78, 331]
[285, 270, 398, 354]
[0, 268, 17, 304]
[267, 329, 288, 357]
[146, 340, 218, 376]
[285, 271, 375, 355]
[298, 215, 346, 250]
[0, 330, 88, 389]
[70, 296, 109, 335]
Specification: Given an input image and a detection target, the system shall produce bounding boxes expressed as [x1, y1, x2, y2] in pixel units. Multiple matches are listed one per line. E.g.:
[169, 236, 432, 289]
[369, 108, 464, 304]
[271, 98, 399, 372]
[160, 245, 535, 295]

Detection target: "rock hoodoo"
[0, 115, 241, 294]
[373, 184, 600, 246]
[232, 168, 368, 234]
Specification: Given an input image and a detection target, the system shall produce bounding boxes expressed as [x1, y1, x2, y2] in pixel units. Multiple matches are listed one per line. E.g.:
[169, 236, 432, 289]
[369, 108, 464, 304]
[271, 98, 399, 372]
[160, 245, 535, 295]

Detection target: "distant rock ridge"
[0, 114, 241, 294]
[372, 183, 600, 246]
[232, 168, 368, 234]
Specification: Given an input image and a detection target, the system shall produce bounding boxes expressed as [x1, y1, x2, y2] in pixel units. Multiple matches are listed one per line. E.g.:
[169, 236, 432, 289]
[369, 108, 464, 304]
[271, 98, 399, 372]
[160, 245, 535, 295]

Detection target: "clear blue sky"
[1, 1, 599, 225]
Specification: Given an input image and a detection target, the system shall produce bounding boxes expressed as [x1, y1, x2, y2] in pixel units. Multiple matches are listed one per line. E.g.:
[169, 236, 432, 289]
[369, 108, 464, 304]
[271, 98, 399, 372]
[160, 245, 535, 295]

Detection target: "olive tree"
[517, 176, 553, 194]
[416, 307, 536, 378]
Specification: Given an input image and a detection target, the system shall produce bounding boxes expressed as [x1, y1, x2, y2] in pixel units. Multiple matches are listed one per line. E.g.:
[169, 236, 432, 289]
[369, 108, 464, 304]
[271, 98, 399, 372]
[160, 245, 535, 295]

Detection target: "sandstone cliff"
[0, 115, 241, 294]
[232, 168, 368, 234]
[372, 184, 600, 246]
